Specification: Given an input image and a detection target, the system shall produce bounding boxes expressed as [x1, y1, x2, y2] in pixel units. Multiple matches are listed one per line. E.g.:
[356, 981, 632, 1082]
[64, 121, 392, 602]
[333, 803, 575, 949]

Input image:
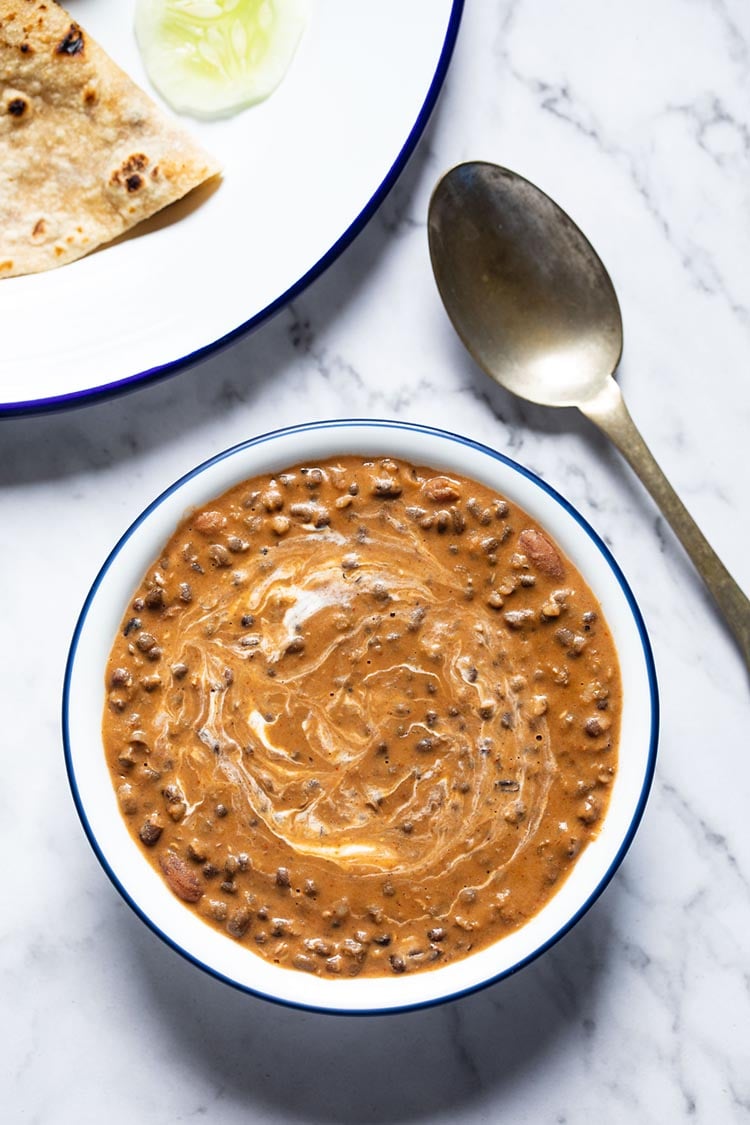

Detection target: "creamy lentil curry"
[103, 456, 621, 978]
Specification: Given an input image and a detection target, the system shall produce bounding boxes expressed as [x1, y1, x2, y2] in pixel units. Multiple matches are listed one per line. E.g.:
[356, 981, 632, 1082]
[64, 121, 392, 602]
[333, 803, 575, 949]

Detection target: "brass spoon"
[428, 161, 750, 667]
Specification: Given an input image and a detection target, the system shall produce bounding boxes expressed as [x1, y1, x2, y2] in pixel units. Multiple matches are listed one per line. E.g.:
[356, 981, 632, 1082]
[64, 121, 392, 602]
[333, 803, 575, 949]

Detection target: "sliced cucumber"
[135, 0, 310, 119]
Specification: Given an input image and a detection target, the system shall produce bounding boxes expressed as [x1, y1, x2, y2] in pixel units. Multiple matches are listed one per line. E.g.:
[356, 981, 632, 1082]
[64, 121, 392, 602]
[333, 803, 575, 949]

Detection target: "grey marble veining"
[2, 1, 749, 1122]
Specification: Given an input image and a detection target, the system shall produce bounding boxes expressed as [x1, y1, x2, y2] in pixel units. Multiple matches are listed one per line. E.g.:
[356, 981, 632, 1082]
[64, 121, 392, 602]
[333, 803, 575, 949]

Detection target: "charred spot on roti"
[31, 218, 45, 238]
[3, 87, 31, 120]
[56, 23, 83, 55]
[0, 260, 14, 272]
[111, 155, 149, 192]
[125, 154, 148, 172]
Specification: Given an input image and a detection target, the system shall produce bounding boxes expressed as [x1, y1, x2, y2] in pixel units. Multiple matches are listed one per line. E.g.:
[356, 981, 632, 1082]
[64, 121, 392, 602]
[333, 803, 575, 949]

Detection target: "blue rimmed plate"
[64, 419, 658, 1015]
[1, 2, 462, 416]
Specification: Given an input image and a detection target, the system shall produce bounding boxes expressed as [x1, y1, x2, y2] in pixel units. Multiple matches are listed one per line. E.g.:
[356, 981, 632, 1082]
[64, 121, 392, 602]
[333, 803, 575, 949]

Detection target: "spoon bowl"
[428, 161, 750, 670]
[428, 162, 622, 407]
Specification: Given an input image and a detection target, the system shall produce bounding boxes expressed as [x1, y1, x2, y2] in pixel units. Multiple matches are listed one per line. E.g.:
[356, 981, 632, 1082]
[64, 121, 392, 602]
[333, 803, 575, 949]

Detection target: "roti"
[0, 0, 220, 278]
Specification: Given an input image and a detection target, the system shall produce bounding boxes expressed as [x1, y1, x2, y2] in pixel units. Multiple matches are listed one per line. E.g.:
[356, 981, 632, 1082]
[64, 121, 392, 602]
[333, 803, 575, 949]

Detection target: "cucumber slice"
[135, 0, 310, 119]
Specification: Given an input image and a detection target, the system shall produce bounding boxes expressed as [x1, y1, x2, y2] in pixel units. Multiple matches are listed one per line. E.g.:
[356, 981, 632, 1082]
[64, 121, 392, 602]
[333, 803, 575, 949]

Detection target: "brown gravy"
[103, 456, 620, 977]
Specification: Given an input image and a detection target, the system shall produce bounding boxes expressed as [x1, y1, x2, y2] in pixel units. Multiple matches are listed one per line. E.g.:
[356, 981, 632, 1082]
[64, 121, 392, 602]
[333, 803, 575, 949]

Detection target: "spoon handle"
[580, 377, 750, 669]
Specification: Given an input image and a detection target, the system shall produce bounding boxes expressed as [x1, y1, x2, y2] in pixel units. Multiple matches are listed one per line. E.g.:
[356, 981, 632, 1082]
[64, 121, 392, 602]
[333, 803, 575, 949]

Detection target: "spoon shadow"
[0, 106, 444, 488]
[117, 880, 621, 1124]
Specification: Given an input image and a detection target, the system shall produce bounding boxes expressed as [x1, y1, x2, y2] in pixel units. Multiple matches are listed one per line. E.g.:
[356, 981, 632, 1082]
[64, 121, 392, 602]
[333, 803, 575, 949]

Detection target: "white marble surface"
[2, 1, 750, 1121]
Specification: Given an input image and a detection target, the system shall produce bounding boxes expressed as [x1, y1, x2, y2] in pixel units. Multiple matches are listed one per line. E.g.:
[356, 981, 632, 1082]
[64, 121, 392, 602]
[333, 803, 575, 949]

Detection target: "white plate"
[64, 419, 658, 1015]
[1, 2, 462, 415]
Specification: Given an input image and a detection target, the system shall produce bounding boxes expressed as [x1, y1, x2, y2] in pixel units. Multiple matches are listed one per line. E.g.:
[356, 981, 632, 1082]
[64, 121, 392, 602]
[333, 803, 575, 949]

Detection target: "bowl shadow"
[120, 878, 621, 1124]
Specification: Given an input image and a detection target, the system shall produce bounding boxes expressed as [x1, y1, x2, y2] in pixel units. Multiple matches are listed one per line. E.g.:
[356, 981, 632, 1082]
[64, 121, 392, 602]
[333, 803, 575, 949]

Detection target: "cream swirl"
[158, 520, 554, 889]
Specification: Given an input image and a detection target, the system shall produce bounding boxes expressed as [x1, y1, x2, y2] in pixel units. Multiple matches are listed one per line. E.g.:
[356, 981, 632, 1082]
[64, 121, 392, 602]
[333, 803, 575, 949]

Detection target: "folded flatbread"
[0, 0, 220, 278]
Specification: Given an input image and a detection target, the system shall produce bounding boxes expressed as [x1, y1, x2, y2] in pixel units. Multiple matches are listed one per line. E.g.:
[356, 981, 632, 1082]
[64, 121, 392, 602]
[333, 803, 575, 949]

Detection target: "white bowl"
[64, 419, 658, 1014]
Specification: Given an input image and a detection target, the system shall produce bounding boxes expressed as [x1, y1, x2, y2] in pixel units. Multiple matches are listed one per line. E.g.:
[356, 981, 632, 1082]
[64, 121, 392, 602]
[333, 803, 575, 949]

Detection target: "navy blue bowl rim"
[1, 2, 464, 418]
[63, 418, 659, 1016]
